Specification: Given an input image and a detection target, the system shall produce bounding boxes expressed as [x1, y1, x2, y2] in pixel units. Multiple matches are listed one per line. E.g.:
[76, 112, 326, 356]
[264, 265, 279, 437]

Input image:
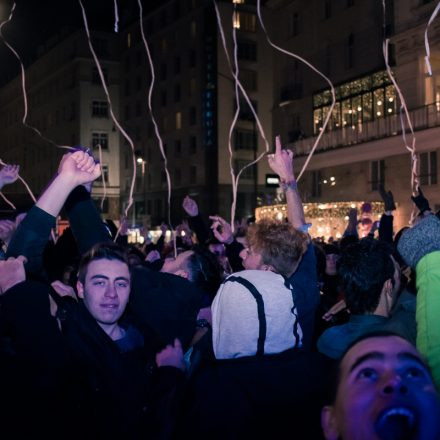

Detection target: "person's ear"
[76, 280, 85, 299]
[174, 269, 189, 279]
[383, 279, 393, 298]
[321, 406, 340, 440]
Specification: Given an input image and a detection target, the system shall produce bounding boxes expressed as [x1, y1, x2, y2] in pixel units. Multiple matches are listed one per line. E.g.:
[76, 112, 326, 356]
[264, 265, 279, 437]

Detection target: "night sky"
[0, 0, 163, 86]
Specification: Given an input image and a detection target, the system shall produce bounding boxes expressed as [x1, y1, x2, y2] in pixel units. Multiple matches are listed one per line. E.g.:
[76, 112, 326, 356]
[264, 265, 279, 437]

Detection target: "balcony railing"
[291, 103, 440, 156]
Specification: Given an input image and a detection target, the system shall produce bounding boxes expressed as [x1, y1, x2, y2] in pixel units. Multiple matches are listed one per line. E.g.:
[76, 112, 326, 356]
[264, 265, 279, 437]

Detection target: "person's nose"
[104, 283, 118, 299]
[380, 372, 408, 396]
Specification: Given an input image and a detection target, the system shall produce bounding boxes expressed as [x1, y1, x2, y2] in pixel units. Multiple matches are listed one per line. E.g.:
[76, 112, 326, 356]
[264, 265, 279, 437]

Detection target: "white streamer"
[78, 0, 137, 241]
[114, 0, 120, 33]
[213, 2, 270, 230]
[0, 3, 72, 151]
[424, 1, 440, 76]
[256, 0, 336, 182]
[137, 0, 176, 256]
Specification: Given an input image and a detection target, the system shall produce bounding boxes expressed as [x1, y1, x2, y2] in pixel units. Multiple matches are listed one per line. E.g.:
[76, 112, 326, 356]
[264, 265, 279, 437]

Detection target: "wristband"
[280, 180, 298, 192]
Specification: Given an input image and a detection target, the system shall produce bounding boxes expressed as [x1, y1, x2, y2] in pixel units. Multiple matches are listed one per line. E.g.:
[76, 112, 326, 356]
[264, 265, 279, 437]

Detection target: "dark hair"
[185, 247, 224, 297]
[338, 239, 395, 314]
[77, 242, 130, 283]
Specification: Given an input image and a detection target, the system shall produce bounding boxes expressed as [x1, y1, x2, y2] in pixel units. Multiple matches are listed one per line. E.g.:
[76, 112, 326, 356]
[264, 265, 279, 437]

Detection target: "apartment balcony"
[291, 103, 440, 157]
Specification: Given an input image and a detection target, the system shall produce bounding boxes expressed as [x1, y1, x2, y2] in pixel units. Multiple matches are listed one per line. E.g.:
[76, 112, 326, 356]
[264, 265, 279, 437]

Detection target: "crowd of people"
[1, 137, 440, 439]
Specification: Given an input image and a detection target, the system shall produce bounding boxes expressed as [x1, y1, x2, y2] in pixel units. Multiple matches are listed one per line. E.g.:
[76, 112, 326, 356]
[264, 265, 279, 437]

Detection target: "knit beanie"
[397, 215, 440, 268]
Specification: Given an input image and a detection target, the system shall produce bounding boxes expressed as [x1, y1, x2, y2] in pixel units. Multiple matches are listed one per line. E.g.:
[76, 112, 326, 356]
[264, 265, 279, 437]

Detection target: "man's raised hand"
[0, 255, 27, 295]
[0, 164, 19, 189]
[267, 135, 295, 182]
[58, 150, 101, 187]
[209, 215, 234, 244]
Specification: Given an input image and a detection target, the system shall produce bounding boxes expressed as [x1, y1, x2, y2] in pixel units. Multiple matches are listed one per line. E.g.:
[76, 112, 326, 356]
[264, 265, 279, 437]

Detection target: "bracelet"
[280, 179, 298, 192]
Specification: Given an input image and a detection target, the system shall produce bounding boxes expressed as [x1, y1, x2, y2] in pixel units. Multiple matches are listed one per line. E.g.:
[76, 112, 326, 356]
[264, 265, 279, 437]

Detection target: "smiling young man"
[321, 333, 440, 440]
[76, 244, 131, 341]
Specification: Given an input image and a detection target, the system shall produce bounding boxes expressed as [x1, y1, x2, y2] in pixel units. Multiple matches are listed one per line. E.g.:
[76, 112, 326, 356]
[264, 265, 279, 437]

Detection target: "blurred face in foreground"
[321, 335, 440, 440]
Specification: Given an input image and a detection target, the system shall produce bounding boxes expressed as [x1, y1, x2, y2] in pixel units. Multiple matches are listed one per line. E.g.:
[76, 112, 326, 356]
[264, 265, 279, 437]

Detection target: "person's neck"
[98, 322, 125, 341]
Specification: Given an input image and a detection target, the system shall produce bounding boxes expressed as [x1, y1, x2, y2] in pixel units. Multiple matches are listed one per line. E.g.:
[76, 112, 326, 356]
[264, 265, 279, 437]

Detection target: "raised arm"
[268, 136, 306, 230]
[7, 151, 101, 273]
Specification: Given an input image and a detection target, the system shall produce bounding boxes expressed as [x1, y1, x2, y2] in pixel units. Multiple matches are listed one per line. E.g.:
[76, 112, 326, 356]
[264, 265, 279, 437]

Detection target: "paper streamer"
[213, 1, 271, 231]
[424, 1, 440, 76]
[0, 191, 16, 210]
[114, 0, 120, 33]
[78, 0, 137, 241]
[256, 0, 336, 182]
[0, 3, 73, 151]
[137, 0, 176, 256]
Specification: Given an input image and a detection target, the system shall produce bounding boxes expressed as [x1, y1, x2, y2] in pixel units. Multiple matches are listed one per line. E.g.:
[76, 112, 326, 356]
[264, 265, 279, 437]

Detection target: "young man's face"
[322, 336, 440, 440]
[77, 259, 131, 328]
[239, 245, 264, 271]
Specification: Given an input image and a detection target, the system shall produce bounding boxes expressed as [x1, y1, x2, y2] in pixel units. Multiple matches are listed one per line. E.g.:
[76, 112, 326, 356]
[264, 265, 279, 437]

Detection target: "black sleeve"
[6, 206, 55, 277]
[225, 239, 244, 272]
[187, 214, 210, 245]
[129, 267, 203, 351]
[64, 186, 111, 254]
[378, 214, 393, 244]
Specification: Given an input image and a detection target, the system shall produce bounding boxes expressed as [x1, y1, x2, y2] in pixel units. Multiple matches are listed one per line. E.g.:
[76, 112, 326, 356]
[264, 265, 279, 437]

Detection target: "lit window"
[176, 112, 182, 130]
[127, 32, 131, 48]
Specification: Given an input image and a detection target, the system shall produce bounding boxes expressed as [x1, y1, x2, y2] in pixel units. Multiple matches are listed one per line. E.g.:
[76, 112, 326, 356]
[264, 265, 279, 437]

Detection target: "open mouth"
[375, 407, 417, 440]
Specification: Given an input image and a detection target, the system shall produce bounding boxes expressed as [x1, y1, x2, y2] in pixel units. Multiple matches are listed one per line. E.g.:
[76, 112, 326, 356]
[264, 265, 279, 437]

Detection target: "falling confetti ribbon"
[381, 1, 418, 199]
[0, 3, 73, 151]
[114, 0, 120, 33]
[137, 0, 177, 255]
[78, 0, 137, 241]
[0, 191, 16, 210]
[214, 1, 270, 231]
[424, 0, 440, 76]
[256, 0, 336, 182]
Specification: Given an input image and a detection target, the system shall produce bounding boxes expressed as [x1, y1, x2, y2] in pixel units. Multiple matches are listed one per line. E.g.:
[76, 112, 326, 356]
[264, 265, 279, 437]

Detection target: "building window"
[190, 78, 196, 96]
[238, 40, 257, 61]
[125, 104, 131, 120]
[420, 151, 437, 185]
[92, 132, 108, 149]
[189, 107, 196, 125]
[347, 33, 355, 69]
[370, 160, 385, 191]
[175, 139, 182, 155]
[92, 100, 108, 118]
[290, 12, 299, 37]
[160, 63, 167, 81]
[189, 50, 196, 68]
[347, 0, 354, 7]
[161, 90, 167, 107]
[190, 20, 197, 37]
[311, 170, 322, 197]
[236, 99, 258, 121]
[239, 69, 257, 91]
[94, 38, 108, 57]
[124, 79, 131, 96]
[136, 76, 142, 91]
[236, 12, 257, 32]
[176, 112, 182, 130]
[190, 165, 197, 184]
[324, 0, 332, 19]
[174, 56, 181, 74]
[124, 55, 131, 72]
[136, 50, 142, 67]
[136, 101, 142, 117]
[235, 159, 255, 180]
[189, 136, 197, 154]
[174, 84, 181, 102]
[174, 168, 182, 186]
[312, 71, 396, 134]
[234, 129, 256, 150]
